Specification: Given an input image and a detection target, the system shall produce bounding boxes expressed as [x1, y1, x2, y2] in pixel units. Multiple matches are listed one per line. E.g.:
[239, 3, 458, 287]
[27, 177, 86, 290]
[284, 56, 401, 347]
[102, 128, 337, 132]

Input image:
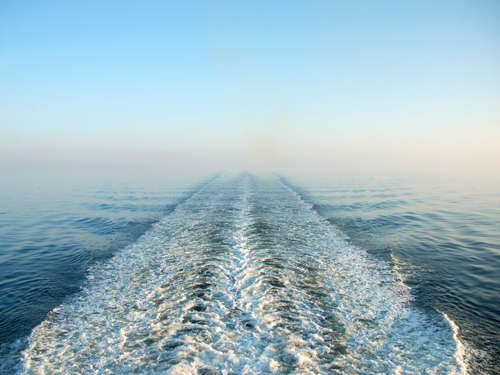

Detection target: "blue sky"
[1, 1, 499, 180]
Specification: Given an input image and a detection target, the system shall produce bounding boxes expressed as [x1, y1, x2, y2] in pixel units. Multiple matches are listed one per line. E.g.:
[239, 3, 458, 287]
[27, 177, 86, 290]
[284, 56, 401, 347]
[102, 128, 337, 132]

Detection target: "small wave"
[442, 313, 469, 375]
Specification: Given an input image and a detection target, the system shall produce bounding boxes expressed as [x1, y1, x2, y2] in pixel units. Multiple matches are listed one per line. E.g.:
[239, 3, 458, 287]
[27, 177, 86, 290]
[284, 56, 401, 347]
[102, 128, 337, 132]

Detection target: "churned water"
[0, 173, 498, 374]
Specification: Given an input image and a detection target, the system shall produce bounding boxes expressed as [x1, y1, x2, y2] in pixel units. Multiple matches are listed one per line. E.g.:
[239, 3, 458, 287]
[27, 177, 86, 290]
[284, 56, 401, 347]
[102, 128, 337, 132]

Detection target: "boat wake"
[19, 174, 466, 374]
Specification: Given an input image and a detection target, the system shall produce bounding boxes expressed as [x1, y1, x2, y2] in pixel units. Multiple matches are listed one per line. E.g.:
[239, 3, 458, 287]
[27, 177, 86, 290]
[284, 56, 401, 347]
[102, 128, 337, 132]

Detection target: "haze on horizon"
[1, 1, 499, 185]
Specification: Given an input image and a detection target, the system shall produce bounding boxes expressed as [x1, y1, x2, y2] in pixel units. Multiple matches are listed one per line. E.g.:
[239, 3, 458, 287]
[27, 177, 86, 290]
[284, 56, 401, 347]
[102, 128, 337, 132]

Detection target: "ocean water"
[0, 173, 498, 374]
[0, 172, 202, 373]
[291, 175, 500, 375]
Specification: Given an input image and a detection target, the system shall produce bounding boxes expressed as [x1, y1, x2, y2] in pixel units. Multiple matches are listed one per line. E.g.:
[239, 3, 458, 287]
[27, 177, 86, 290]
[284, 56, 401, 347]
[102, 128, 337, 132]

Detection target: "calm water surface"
[0, 172, 498, 374]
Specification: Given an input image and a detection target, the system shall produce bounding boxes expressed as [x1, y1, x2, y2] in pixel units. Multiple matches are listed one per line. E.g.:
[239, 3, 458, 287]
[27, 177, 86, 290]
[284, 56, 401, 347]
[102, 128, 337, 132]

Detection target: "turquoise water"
[0, 172, 498, 374]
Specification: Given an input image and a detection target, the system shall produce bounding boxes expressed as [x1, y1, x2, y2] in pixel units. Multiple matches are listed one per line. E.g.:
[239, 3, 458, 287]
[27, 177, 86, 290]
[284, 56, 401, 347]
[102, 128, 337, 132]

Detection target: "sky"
[1, 0, 499, 183]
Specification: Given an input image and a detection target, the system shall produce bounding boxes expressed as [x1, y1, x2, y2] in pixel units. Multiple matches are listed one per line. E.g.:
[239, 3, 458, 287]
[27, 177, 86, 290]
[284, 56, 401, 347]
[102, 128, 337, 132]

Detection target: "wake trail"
[19, 175, 464, 375]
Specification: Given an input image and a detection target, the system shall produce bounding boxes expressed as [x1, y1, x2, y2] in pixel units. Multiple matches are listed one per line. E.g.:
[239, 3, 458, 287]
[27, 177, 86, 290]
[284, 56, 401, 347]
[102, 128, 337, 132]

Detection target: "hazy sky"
[1, 1, 499, 181]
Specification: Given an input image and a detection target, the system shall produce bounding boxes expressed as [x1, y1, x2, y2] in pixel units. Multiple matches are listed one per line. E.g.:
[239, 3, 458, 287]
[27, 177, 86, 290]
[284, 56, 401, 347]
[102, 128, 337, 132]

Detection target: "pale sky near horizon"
[1, 1, 499, 183]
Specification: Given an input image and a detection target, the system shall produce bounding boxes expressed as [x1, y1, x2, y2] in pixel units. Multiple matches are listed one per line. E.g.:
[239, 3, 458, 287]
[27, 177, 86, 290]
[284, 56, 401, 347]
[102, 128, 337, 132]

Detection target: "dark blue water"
[0, 172, 498, 374]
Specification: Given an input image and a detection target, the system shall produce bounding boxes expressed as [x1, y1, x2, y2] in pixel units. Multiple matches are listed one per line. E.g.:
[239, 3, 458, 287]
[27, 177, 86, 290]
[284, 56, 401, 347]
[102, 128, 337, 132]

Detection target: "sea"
[0, 172, 498, 374]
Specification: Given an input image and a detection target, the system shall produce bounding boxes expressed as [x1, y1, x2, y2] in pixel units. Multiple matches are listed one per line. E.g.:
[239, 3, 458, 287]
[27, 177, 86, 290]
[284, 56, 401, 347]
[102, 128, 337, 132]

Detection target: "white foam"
[442, 313, 469, 375]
